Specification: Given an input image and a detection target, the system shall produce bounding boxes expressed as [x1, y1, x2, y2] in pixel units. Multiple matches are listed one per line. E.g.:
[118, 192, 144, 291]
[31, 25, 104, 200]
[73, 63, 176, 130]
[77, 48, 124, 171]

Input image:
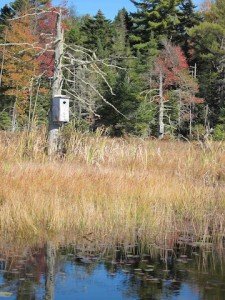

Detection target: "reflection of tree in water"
[69, 244, 101, 277]
[101, 247, 225, 300]
[45, 242, 56, 300]
[72, 259, 98, 277]
[0, 245, 225, 299]
[17, 281, 36, 300]
[101, 247, 163, 300]
[183, 249, 225, 300]
[0, 246, 46, 299]
[0, 243, 58, 300]
[105, 250, 165, 300]
[121, 276, 163, 300]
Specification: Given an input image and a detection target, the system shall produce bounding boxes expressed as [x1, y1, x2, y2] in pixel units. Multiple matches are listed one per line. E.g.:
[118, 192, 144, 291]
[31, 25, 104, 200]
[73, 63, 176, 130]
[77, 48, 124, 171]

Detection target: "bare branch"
[8, 9, 60, 22]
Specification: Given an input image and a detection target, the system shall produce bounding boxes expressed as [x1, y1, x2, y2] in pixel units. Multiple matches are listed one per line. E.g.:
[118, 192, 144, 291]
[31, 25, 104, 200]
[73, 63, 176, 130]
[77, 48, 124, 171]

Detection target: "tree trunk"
[178, 89, 182, 134]
[28, 78, 34, 132]
[158, 71, 164, 139]
[48, 10, 64, 156]
[0, 32, 7, 88]
[189, 103, 192, 139]
[31, 79, 41, 129]
[12, 99, 17, 133]
[45, 242, 56, 300]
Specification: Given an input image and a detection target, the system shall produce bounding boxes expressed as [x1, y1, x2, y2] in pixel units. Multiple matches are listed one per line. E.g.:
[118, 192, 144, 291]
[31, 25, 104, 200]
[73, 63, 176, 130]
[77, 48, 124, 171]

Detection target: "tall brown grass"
[0, 129, 225, 250]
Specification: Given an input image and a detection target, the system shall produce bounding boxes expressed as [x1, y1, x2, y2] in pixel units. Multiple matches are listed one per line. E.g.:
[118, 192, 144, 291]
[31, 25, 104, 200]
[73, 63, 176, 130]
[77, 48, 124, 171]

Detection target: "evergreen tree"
[115, 8, 133, 45]
[11, 0, 51, 12]
[96, 10, 146, 136]
[1, 0, 220, 137]
[66, 16, 83, 45]
[176, 0, 202, 58]
[113, 9, 128, 56]
[96, 71, 138, 136]
[130, 0, 182, 52]
[189, 0, 225, 127]
[0, 5, 15, 30]
[211, 0, 225, 27]
[81, 10, 113, 57]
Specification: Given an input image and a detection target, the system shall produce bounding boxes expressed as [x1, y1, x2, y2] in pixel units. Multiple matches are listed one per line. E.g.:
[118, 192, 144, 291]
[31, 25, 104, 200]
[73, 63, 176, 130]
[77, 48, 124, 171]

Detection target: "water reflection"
[0, 244, 224, 299]
[45, 243, 56, 300]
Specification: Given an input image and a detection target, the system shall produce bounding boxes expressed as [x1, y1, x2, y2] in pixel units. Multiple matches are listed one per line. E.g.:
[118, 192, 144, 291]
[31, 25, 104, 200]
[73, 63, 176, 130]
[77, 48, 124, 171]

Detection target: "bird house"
[52, 95, 70, 123]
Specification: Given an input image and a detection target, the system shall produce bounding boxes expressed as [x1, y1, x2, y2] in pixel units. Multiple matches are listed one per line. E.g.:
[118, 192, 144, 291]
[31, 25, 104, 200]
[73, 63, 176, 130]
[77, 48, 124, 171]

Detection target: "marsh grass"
[0, 130, 225, 249]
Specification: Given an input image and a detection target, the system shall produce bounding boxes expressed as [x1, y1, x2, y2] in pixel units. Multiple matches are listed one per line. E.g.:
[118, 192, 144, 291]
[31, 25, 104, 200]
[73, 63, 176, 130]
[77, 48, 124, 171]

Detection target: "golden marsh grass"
[0, 130, 225, 249]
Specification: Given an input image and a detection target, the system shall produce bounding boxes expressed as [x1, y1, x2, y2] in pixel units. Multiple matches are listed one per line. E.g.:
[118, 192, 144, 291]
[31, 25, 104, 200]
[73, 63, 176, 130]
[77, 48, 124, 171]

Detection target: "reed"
[0, 130, 225, 249]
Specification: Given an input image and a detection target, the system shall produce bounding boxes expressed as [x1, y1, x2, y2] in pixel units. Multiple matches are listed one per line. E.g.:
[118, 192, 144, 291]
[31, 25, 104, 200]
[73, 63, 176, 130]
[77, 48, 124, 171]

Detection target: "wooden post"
[48, 9, 64, 156]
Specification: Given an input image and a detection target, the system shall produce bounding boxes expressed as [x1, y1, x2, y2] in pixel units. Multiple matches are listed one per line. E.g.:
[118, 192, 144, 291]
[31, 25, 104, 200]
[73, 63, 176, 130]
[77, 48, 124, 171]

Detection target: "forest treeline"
[0, 0, 224, 140]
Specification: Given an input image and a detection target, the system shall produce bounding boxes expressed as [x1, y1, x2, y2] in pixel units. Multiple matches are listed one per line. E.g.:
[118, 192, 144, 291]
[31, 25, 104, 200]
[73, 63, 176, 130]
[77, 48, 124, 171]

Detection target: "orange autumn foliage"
[2, 15, 41, 118]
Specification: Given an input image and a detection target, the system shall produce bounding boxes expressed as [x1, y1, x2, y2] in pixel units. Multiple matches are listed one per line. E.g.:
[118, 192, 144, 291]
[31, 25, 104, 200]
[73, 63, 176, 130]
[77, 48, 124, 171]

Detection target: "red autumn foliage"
[36, 5, 58, 77]
[155, 45, 189, 87]
[155, 42, 204, 105]
[36, 4, 69, 77]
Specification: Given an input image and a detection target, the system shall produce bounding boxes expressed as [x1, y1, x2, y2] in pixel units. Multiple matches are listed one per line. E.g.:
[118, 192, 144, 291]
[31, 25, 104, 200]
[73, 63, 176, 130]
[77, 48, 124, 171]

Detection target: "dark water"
[0, 244, 224, 300]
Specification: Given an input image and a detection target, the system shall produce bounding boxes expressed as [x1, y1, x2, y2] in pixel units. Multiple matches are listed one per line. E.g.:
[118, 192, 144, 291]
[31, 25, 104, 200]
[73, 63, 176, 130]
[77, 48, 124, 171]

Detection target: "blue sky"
[0, 0, 204, 19]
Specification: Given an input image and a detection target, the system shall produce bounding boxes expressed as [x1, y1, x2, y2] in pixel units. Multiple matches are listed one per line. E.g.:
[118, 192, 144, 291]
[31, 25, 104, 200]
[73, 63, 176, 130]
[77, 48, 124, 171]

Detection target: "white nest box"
[52, 95, 70, 123]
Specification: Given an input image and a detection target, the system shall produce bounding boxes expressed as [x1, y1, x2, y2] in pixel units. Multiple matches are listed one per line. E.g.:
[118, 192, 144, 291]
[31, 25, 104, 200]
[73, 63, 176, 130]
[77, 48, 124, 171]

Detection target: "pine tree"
[113, 9, 128, 56]
[176, 0, 202, 58]
[66, 15, 83, 45]
[212, 0, 225, 27]
[130, 0, 182, 52]
[93, 10, 146, 136]
[114, 8, 133, 45]
[81, 10, 113, 57]
[189, 0, 225, 127]
[11, 0, 51, 12]
[0, 5, 15, 30]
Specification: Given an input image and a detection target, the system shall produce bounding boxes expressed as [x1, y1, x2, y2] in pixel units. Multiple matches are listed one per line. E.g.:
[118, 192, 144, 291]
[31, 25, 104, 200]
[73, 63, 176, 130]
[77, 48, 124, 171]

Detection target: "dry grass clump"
[0, 130, 225, 249]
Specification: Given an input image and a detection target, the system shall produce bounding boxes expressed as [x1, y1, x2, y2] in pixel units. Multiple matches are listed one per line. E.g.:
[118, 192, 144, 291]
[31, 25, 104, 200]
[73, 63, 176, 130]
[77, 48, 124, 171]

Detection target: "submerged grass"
[0, 130, 225, 249]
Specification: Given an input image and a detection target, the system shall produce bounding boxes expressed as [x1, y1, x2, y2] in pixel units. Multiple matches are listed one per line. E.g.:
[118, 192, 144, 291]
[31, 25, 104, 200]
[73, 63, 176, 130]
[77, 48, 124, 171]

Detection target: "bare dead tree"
[0, 7, 126, 154]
